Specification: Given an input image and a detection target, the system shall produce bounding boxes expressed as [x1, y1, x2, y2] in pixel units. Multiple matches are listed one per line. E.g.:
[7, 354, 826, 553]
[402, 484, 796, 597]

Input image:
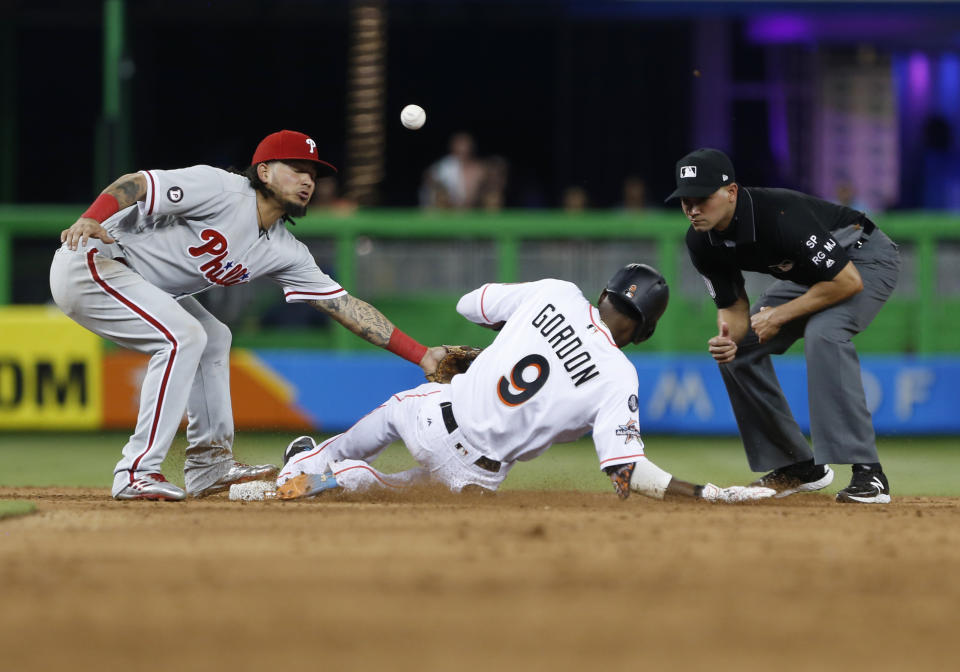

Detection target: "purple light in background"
[938, 53, 960, 117]
[907, 52, 932, 110]
[747, 15, 811, 43]
[747, 14, 935, 45]
[768, 90, 790, 173]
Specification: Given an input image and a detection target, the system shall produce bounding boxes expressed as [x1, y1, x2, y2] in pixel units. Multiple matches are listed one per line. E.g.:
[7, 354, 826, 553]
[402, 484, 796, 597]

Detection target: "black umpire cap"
[665, 148, 735, 202]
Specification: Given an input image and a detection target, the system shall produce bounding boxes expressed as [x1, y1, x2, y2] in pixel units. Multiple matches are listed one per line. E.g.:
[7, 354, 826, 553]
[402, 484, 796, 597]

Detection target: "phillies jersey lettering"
[187, 229, 251, 286]
[96, 165, 345, 302]
[530, 303, 599, 386]
[450, 279, 644, 470]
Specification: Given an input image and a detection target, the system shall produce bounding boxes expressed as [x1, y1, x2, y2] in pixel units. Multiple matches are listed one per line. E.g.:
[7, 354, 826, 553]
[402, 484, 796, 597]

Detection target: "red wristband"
[81, 193, 120, 223]
[386, 327, 428, 364]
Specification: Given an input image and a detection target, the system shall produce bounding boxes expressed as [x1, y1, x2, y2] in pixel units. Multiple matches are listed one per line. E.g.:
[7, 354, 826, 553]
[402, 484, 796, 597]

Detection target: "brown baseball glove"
[425, 345, 484, 384]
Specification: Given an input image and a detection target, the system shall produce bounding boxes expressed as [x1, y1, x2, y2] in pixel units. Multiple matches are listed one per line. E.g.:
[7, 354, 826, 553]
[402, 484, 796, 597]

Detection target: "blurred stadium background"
[2, 0, 960, 450]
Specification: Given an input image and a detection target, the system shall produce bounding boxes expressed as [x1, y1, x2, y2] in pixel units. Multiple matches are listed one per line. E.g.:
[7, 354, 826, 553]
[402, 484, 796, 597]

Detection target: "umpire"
[667, 148, 901, 504]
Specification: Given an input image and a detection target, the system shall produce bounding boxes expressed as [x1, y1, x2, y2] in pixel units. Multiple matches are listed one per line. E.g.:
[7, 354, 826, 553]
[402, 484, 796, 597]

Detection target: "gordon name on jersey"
[450, 279, 638, 466]
[530, 302, 600, 387]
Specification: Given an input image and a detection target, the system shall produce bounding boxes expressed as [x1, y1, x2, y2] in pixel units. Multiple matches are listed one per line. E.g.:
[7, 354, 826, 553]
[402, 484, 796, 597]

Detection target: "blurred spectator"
[620, 175, 648, 212]
[835, 181, 869, 214]
[562, 186, 588, 212]
[430, 183, 454, 209]
[420, 132, 486, 209]
[479, 155, 510, 212]
[311, 176, 358, 215]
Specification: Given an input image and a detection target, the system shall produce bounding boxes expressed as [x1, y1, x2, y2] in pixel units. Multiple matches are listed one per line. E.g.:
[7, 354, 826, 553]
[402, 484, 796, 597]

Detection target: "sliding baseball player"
[274, 264, 775, 504]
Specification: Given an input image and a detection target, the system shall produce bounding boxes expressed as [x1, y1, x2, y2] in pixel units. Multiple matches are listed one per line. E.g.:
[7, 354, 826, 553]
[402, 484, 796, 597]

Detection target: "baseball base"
[228, 480, 277, 501]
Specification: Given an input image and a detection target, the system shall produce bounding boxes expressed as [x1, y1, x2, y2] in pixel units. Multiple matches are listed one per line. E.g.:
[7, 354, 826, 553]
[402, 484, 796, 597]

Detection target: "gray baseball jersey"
[102, 165, 345, 301]
[50, 164, 343, 497]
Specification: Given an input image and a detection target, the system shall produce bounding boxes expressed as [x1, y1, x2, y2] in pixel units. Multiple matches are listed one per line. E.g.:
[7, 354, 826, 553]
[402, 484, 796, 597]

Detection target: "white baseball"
[401, 104, 426, 130]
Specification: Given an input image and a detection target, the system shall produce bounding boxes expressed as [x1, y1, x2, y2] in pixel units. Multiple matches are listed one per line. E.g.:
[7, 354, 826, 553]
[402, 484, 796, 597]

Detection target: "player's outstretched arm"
[61, 173, 147, 250]
[606, 462, 775, 503]
[310, 295, 443, 376]
[311, 295, 395, 345]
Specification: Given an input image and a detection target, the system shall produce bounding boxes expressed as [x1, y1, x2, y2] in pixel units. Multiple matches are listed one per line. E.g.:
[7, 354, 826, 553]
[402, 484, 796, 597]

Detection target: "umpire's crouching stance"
[667, 148, 901, 504]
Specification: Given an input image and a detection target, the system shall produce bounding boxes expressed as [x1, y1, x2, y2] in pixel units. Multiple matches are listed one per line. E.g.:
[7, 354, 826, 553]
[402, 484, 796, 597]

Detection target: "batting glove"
[606, 463, 635, 500]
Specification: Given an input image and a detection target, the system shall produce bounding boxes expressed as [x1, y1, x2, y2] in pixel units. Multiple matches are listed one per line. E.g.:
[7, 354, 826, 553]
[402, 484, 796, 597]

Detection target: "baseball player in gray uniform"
[273, 264, 775, 504]
[51, 130, 445, 501]
[667, 148, 901, 504]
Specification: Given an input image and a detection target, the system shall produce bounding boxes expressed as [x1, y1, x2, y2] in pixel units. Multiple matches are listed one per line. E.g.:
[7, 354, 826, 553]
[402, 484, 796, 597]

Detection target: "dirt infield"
[1, 487, 958, 671]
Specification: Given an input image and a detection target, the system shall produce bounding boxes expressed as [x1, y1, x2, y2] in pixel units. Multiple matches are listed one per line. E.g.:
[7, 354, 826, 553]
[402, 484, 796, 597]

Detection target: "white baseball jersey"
[451, 280, 646, 471]
[100, 165, 345, 301]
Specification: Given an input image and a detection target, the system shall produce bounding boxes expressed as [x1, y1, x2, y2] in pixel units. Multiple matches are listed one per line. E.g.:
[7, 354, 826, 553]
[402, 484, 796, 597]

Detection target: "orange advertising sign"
[102, 349, 314, 430]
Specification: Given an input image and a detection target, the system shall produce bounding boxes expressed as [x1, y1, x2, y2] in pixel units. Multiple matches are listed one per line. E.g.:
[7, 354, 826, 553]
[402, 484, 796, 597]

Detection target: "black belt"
[854, 218, 876, 248]
[439, 402, 501, 473]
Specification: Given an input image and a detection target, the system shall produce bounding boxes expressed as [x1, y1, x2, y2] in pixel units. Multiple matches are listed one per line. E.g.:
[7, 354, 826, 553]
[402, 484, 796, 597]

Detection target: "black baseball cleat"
[282, 435, 317, 466]
[836, 465, 891, 504]
[751, 459, 834, 498]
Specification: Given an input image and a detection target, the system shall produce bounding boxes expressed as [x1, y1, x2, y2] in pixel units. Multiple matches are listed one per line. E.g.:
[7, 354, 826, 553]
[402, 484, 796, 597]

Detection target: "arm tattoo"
[310, 295, 395, 346]
[104, 173, 147, 209]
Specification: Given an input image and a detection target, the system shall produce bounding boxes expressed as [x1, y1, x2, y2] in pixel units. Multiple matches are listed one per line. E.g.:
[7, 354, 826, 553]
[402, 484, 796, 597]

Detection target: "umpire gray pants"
[719, 229, 900, 471]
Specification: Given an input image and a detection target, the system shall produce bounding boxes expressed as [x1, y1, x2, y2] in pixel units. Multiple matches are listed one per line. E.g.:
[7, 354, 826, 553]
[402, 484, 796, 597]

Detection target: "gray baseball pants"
[50, 243, 239, 496]
[718, 229, 901, 471]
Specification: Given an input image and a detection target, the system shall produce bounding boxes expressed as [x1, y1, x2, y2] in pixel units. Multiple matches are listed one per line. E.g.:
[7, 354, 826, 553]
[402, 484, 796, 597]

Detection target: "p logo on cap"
[251, 130, 337, 174]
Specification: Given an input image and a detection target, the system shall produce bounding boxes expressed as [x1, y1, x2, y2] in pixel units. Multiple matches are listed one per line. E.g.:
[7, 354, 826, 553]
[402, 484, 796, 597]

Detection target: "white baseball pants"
[50, 244, 238, 496]
[279, 383, 512, 493]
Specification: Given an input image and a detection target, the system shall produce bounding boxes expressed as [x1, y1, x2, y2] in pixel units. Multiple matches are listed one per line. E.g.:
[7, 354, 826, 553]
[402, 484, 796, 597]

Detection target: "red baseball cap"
[250, 130, 337, 174]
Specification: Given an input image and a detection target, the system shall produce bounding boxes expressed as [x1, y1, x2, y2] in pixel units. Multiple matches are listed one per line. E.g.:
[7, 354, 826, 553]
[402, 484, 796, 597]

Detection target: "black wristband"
[693, 484, 704, 498]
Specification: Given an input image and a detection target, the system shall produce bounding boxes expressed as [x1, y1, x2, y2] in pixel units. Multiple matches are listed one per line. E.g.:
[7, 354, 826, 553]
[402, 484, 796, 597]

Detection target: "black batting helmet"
[603, 263, 669, 343]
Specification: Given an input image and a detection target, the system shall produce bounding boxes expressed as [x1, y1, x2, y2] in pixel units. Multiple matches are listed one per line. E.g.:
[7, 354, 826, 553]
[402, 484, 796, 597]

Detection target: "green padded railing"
[2, 207, 958, 352]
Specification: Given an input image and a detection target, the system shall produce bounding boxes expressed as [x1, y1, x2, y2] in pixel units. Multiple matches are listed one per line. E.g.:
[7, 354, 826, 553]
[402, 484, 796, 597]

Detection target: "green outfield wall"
[2, 207, 959, 353]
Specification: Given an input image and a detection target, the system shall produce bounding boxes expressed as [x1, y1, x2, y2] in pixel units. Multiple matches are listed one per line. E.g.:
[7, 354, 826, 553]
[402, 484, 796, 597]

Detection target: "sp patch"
[167, 186, 183, 203]
[627, 394, 638, 412]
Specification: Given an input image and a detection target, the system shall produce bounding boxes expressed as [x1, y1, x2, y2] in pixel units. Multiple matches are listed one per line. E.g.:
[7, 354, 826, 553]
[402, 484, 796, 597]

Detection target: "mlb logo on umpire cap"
[665, 148, 735, 202]
[251, 130, 338, 174]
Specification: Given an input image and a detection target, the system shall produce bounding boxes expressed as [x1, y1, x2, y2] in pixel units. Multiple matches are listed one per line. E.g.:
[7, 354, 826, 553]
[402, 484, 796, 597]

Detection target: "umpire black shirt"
[686, 186, 865, 309]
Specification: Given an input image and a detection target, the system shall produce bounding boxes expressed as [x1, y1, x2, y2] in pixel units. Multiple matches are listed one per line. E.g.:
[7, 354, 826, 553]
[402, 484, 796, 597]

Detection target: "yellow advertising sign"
[0, 306, 102, 429]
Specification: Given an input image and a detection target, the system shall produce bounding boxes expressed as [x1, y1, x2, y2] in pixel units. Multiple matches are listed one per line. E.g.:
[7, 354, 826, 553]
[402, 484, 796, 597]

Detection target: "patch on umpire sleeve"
[805, 233, 840, 268]
[702, 275, 716, 299]
[627, 394, 638, 412]
[167, 186, 183, 203]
